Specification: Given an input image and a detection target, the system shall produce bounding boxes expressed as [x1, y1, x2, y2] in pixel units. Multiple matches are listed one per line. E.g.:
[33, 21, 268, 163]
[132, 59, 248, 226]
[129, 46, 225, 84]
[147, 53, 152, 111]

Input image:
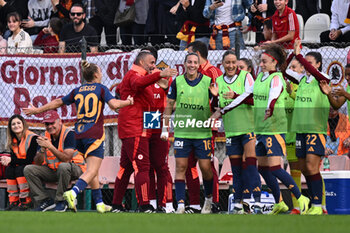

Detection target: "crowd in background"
[0, 0, 347, 54]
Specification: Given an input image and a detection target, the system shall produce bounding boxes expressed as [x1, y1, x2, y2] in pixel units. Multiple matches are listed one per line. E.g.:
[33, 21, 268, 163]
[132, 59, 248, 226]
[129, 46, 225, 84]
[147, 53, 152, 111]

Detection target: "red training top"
[117, 64, 162, 139]
[198, 60, 223, 82]
[271, 6, 300, 49]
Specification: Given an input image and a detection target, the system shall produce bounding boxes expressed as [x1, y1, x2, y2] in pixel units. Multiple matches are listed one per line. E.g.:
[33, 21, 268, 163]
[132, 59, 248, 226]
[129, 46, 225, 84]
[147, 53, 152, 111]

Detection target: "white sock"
[166, 202, 174, 210]
[234, 203, 243, 209]
[150, 199, 157, 209]
[177, 203, 185, 209]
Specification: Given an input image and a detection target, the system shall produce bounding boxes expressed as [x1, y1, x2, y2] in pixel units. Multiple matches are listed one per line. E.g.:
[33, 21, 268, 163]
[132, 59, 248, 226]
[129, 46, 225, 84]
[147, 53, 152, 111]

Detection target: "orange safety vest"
[12, 130, 36, 160]
[43, 125, 86, 172]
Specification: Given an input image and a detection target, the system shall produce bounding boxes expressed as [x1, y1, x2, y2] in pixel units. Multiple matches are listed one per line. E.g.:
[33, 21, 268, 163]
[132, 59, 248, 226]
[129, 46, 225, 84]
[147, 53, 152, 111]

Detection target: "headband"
[263, 52, 278, 64]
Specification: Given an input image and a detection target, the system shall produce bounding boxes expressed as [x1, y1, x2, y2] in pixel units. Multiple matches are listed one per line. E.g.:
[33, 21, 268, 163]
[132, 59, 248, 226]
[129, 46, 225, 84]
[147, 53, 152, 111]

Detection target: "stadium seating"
[296, 14, 304, 40]
[242, 16, 256, 45]
[320, 155, 350, 171]
[303, 13, 330, 43]
[98, 156, 135, 189]
[105, 49, 124, 53]
[218, 157, 231, 183]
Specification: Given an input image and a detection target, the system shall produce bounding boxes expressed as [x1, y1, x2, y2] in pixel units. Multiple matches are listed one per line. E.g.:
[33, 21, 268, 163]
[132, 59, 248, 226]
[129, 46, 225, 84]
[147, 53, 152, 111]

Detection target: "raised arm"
[23, 98, 64, 116]
[108, 95, 133, 111]
[131, 68, 177, 90]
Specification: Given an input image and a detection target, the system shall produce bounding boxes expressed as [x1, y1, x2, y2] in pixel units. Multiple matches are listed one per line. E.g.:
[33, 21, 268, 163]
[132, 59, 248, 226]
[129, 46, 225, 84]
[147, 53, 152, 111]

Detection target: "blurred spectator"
[253, 18, 272, 51]
[146, 0, 180, 46]
[0, 22, 7, 54]
[203, 0, 253, 50]
[175, 0, 211, 50]
[50, 0, 82, 23]
[7, 11, 33, 54]
[33, 17, 62, 53]
[326, 107, 350, 155]
[264, 0, 299, 49]
[261, 18, 272, 41]
[83, 0, 94, 20]
[295, 0, 318, 22]
[58, 3, 98, 53]
[249, 0, 292, 44]
[320, 0, 332, 18]
[116, 0, 148, 46]
[88, 0, 117, 46]
[320, 0, 350, 43]
[0, 0, 16, 35]
[4, 0, 28, 25]
[22, 0, 53, 40]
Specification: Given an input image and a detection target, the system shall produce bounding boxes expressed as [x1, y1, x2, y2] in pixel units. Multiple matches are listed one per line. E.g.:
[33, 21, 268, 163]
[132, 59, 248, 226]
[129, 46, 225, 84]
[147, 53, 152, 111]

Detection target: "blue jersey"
[62, 83, 114, 139]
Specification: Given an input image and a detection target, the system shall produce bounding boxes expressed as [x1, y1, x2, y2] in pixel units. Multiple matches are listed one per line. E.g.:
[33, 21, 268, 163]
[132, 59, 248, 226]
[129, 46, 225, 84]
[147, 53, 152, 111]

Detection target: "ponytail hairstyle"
[7, 114, 29, 150]
[81, 60, 99, 82]
[262, 43, 287, 71]
[305, 51, 323, 71]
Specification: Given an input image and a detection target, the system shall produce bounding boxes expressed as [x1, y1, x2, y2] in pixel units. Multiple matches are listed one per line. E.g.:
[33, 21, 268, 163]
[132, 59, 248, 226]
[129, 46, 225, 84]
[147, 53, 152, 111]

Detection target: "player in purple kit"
[23, 60, 133, 213]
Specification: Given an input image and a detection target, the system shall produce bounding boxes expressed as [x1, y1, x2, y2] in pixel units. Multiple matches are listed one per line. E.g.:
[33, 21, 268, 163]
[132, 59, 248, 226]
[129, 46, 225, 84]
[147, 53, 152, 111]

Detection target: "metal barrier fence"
[1, 41, 350, 210]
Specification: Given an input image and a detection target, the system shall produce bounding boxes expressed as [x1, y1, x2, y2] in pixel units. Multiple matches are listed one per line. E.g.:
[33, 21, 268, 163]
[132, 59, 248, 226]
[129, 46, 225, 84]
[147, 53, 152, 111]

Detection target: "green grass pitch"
[0, 212, 347, 233]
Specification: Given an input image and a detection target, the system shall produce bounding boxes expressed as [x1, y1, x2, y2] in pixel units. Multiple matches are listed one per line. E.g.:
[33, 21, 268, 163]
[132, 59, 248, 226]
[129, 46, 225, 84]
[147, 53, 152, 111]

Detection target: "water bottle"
[323, 155, 330, 171]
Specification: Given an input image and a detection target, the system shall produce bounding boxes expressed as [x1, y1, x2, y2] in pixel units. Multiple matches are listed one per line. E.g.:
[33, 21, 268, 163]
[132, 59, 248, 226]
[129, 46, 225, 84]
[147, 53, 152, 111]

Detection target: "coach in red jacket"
[112, 51, 177, 213]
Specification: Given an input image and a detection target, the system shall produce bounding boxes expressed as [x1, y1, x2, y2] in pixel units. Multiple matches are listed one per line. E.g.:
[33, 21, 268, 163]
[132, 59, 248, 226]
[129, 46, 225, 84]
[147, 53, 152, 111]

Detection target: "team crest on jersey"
[138, 154, 143, 160]
[143, 111, 161, 129]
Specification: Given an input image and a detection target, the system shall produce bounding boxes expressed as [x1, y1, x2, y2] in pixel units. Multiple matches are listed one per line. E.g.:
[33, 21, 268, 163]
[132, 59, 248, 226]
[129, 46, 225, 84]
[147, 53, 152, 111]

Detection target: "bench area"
[0, 155, 349, 210]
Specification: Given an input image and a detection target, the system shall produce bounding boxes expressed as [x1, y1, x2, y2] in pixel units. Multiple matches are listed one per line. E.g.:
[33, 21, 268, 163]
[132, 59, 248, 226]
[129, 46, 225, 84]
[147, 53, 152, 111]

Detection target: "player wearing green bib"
[286, 40, 331, 215]
[161, 53, 215, 214]
[254, 44, 309, 215]
[210, 51, 262, 214]
[283, 58, 303, 215]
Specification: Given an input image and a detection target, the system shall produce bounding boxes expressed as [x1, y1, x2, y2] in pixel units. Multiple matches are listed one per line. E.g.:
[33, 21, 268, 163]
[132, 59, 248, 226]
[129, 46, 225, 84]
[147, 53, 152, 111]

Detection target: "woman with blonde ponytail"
[23, 60, 133, 213]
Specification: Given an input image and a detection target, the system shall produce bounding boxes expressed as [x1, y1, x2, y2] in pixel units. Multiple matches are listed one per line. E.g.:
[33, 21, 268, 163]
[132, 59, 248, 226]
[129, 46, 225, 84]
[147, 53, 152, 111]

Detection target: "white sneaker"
[201, 197, 212, 214]
[176, 204, 185, 214]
